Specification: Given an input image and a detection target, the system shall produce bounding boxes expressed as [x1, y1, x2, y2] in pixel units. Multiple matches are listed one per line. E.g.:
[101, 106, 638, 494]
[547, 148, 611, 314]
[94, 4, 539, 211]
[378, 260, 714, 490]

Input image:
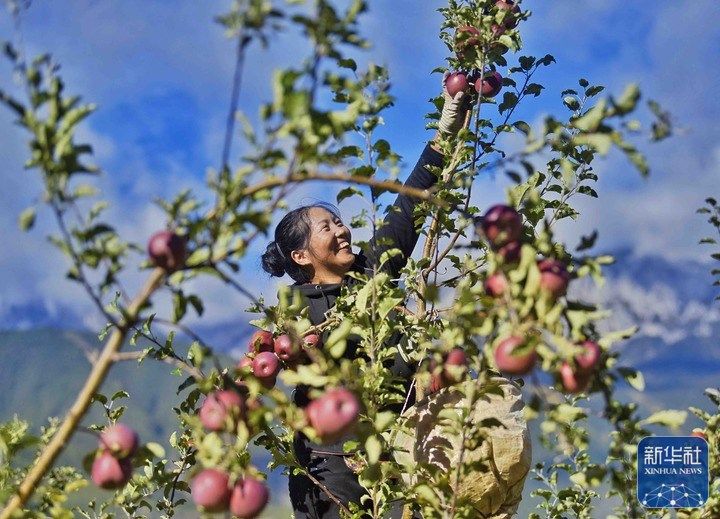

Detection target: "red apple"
[306, 387, 360, 443]
[491, 23, 506, 37]
[691, 428, 707, 441]
[494, 336, 536, 375]
[191, 468, 231, 513]
[538, 259, 570, 299]
[229, 477, 270, 518]
[484, 272, 508, 297]
[575, 340, 601, 373]
[428, 371, 444, 395]
[91, 451, 133, 489]
[497, 240, 521, 264]
[479, 204, 522, 250]
[475, 71, 503, 97]
[454, 25, 481, 61]
[443, 348, 468, 384]
[237, 355, 254, 372]
[252, 352, 280, 389]
[303, 333, 322, 349]
[445, 72, 469, 98]
[99, 423, 138, 459]
[248, 330, 274, 354]
[199, 390, 246, 432]
[148, 230, 186, 271]
[428, 348, 469, 394]
[274, 334, 300, 362]
[559, 362, 591, 394]
[496, 0, 521, 29]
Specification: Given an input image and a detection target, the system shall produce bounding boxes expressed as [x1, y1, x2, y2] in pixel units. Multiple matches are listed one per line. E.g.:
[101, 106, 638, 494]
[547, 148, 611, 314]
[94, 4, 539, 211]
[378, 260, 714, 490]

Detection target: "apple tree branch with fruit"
[0, 1, 717, 518]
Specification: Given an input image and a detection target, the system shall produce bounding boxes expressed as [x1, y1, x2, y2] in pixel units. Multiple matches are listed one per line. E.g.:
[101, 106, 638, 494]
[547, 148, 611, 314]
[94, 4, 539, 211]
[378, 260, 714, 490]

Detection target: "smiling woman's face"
[290, 207, 355, 284]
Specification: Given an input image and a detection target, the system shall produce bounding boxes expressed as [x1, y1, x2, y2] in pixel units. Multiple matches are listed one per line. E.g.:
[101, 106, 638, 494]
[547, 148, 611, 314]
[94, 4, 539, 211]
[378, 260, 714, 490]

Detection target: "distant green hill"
[0, 328, 194, 454]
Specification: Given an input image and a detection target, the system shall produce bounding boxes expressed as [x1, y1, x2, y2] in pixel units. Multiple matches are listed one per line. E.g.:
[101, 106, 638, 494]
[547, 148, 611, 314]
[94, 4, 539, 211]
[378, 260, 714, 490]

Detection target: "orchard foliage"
[0, 1, 717, 518]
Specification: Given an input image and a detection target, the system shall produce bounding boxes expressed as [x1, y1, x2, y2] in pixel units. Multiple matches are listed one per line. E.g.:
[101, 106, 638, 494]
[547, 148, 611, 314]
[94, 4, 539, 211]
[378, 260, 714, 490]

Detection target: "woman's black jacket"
[289, 143, 443, 455]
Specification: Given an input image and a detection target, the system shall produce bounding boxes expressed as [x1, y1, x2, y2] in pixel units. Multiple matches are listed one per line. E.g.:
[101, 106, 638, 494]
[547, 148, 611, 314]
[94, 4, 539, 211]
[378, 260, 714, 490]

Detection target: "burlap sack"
[391, 377, 531, 518]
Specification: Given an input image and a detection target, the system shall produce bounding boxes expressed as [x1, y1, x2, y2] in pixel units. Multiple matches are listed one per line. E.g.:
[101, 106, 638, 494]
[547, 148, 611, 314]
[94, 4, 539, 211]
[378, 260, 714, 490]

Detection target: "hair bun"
[261, 241, 286, 278]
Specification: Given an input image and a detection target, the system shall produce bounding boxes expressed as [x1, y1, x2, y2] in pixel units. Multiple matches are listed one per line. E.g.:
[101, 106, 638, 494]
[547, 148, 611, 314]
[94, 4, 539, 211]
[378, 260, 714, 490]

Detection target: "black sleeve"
[364, 143, 444, 279]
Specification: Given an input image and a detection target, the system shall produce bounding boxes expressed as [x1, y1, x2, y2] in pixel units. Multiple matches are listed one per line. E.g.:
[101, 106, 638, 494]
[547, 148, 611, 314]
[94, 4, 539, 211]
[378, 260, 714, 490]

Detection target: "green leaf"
[18, 207, 36, 231]
[145, 442, 165, 458]
[613, 83, 640, 115]
[414, 484, 439, 506]
[338, 58, 357, 71]
[326, 320, 352, 358]
[617, 367, 645, 391]
[585, 85, 605, 97]
[186, 247, 210, 267]
[573, 133, 612, 155]
[573, 99, 606, 132]
[563, 96, 580, 111]
[641, 410, 687, 429]
[110, 390, 129, 401]
[578, 185, 598, 198]
[337, 187, 363, 204]
[499, 91, 518, 114]
[365, 435, 382, 465]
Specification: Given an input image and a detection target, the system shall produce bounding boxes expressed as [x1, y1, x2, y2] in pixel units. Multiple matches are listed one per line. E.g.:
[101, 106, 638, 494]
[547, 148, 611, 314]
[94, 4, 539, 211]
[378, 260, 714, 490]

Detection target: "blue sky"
[0, 0, 718, 336]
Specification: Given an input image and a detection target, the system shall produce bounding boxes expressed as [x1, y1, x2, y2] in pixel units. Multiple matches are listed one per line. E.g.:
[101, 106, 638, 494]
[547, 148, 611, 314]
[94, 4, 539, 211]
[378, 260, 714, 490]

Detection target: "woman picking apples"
[260, 78, 470, 518]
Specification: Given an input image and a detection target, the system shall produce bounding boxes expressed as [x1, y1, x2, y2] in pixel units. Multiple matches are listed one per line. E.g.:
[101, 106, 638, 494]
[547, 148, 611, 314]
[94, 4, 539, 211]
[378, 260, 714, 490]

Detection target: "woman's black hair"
[261, 201, 342, 284]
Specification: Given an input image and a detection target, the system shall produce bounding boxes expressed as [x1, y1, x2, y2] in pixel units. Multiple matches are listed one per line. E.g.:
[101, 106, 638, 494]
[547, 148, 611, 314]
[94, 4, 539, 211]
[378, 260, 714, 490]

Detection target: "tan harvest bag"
[391, 377, 532, 518]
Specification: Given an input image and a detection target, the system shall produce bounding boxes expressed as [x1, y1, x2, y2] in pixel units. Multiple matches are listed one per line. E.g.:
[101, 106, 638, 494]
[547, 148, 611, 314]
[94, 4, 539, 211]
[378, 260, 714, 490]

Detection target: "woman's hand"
[432, 72, 473, 153]
[437, 71, 472, 137]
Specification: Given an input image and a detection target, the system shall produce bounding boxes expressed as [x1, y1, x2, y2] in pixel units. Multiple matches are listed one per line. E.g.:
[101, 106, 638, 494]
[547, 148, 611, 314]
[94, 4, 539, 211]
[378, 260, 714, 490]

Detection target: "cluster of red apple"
[90, 423, 139, 489]
[445, 1, 523, 101]
[191, 468, 269, 518]
[445, 69, 503, 100]
[237, 330, 360, 443]
[477, 204, 602, 393]
[191, 385, 269, 517]
[235, 330, 321, 390]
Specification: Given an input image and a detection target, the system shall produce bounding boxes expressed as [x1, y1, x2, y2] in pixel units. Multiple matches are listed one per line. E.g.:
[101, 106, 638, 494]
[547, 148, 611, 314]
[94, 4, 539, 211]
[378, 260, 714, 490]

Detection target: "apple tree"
[0, 1, 716, 518]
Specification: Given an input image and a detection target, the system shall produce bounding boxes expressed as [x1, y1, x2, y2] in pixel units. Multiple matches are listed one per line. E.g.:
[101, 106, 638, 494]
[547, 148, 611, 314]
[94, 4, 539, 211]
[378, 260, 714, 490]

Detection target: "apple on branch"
[191, 468, 231, 514]
[147, 230, 187, 271]
[230, 476, 270, 519]
[252, 351, 281, 389]
[475, 71, 503, 98]
[477, 204, 522, 250]
[428, 348, 468, 394]
[494, 336, 537, 375]
[484, 272, 508, 298]
[306, 387, 360, 444]
[91, 451, 133, 490]
[274, 333, 301, 363]
[538, 259, 571, 299]
[559, 362, 591, 394]
[445, 71, 470, 98]
[559, 341, 601, 393]
[99, 423, 138, 459]
[248, 330, 274, 354]
[199, 389, 246, 432]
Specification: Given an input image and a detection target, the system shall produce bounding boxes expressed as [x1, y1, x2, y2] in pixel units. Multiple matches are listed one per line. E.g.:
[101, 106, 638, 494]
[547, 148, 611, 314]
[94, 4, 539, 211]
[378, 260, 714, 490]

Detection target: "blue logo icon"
[637, 436, 709, 509]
